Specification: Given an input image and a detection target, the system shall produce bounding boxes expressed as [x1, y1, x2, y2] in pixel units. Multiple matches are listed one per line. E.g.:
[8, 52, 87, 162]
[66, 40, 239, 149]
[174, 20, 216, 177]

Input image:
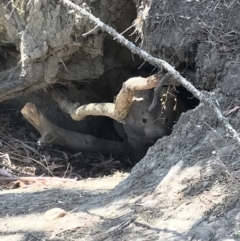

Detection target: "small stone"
[44, 208, 66, 221]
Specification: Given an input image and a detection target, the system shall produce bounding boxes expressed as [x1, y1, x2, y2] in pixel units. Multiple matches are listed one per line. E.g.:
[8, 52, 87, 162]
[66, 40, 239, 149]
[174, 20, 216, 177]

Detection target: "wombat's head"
[124, 87, 184, 148]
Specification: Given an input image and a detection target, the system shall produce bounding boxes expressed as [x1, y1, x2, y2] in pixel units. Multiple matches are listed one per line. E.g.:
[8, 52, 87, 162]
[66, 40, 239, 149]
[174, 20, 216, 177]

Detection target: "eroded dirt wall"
[142, 0, 240, 90]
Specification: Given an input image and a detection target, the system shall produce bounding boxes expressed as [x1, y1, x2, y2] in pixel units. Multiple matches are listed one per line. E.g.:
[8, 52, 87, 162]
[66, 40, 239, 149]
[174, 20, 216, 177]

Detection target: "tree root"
[21, 103, 132, 157]
[0, 63, 46, 102]
[50, 74, 179, 123]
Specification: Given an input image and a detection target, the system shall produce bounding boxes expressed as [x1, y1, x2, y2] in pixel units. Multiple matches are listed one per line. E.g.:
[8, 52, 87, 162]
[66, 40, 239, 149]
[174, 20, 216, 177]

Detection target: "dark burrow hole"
[73, 64, 201, 167]
[0, 43, 201, 178]
[0, 73, 200, 181]
[176, 85, 200, 110]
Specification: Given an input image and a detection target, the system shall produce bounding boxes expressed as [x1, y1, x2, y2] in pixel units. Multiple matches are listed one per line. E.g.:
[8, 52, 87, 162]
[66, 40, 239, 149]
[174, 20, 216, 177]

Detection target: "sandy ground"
[0, 173, 129, 241]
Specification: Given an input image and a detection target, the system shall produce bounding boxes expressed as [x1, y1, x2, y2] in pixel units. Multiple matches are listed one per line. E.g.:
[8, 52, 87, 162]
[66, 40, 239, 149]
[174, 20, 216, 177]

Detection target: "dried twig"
[149, 73, 171, 111]
[82, 25, 100, 37]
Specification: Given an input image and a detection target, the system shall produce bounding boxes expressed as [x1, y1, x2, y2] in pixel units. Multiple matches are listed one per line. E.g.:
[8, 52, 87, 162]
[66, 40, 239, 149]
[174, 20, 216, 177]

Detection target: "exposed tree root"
[0, 63, 46, 102]
[50, 74, 179, 123]
[21, 103, 132, 157]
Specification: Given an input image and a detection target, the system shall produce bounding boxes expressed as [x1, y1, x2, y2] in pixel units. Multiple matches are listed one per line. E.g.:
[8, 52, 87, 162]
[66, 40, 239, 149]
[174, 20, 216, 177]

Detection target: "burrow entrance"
[0, 0, 200, 179]
[0, 59, 200, 178]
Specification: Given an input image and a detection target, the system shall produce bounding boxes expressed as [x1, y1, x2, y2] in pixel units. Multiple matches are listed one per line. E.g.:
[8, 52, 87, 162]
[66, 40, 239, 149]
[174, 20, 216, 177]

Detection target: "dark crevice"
[176, 86, 200, 110]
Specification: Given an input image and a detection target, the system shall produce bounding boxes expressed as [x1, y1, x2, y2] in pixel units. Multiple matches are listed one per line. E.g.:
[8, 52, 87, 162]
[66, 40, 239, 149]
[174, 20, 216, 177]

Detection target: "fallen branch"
[82, 25, 100, 37]
[21, 103, 132, 156]
[50, 75, 159, 122]
[59, 0, 240, 146]
[50, 74, 178, 123]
